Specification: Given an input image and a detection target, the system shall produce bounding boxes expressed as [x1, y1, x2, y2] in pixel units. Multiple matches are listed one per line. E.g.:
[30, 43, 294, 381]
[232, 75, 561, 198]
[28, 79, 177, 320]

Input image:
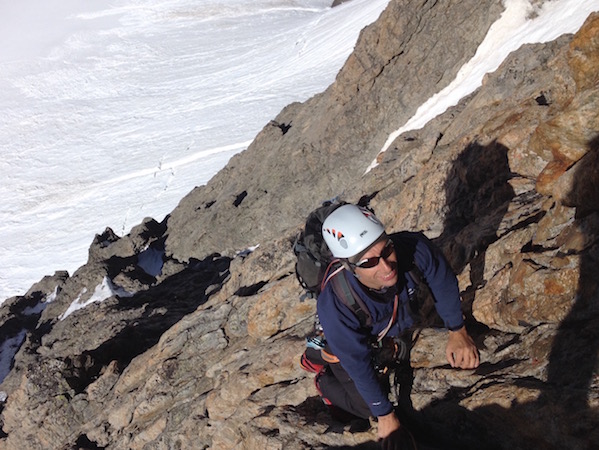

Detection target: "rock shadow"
[60, 254, 231, 394]
[435, 140, 516, 323]
[533, 135, 599, 446]
[544, 135, 599, 404]
[392, 140, 517, 449]
[404, 137, 599, 450]
[461, 135, 599, 449]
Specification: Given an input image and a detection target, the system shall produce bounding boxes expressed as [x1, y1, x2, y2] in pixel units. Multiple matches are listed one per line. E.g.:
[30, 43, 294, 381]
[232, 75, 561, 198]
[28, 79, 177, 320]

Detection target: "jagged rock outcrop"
[164, 0, 505, 262]
[0, 2, 597, 449]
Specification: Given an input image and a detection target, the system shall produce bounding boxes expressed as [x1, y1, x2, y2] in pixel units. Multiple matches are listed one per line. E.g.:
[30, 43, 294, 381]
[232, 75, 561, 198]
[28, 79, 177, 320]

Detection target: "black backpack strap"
[329, 270, 372, 329]
[407, 263, 424, 288]
[404, 258, 444, 328]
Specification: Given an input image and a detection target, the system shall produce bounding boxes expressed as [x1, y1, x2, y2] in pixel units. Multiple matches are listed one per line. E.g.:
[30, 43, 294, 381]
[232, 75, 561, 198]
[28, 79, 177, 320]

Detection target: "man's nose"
[379, 256, 393, 270]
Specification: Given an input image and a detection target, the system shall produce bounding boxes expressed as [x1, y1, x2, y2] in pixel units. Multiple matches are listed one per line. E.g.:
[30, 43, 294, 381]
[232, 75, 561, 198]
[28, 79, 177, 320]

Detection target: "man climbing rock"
[301, 203, 479, 441]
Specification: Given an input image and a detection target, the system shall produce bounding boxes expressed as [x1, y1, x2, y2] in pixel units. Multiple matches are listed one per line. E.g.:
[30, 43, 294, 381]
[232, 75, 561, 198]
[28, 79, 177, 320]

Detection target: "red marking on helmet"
[325, 228, 344, 241]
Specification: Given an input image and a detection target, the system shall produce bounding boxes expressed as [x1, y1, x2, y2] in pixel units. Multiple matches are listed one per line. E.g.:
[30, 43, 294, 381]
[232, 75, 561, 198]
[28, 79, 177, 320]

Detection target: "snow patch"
[22, 285, 59, 315]
[236, 245, 260, 258]
[59, 276, 134, 320]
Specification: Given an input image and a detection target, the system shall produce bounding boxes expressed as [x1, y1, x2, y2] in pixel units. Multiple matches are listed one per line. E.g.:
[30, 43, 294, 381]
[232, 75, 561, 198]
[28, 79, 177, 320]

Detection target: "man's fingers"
[447, 328, 481, 369]
[459, 349, 480, 369]
[447, 349, 456, 367]
[473, 349, 480, 367]
[450, 349, 480, 369]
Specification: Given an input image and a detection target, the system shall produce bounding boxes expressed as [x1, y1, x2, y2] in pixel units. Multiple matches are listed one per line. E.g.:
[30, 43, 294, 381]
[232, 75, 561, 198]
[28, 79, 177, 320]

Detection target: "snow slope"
[0, 0, 390, 301]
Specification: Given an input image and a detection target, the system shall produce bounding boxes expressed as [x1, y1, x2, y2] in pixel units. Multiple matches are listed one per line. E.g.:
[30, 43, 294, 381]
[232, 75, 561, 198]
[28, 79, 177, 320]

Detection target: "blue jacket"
[316, 231, 464, 417]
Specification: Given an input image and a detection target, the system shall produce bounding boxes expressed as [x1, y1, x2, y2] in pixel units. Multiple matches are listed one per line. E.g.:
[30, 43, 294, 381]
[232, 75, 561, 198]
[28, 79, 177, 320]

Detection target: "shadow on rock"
[531, 135, 599, 447]
[408, 137, 599, 449]
[61, 254, 231, 394]
[435, 140, 515, 323]
[465, 135, 599, 449]
[391, 140, 517, 450]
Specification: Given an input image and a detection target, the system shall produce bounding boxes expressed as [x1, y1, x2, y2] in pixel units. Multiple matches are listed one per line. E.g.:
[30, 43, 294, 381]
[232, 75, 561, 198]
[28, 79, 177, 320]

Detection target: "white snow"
[236, 244, 260, 258]
[59, 276, 134, 320]
[0, 0, 390, 302]
[1, 0, 598, 304]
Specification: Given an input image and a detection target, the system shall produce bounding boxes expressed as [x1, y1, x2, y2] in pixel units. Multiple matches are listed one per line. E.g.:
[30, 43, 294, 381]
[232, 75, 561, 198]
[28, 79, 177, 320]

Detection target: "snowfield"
[0, 0, 390, 301]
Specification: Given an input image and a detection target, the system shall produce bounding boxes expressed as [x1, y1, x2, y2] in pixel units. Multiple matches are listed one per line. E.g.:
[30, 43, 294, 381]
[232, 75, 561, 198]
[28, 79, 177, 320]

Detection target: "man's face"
[353, 238, 398, 290]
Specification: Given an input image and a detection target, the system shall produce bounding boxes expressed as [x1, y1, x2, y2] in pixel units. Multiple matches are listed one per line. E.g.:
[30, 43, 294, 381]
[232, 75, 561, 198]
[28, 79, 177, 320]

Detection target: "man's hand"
[446, 326, 479, 369]
[377, 411, 401, 440]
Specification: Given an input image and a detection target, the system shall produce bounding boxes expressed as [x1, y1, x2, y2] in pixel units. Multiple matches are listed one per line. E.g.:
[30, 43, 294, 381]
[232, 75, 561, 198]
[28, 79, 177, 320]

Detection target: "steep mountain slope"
[0, 1, 597, 449]
[163, 0, 504, 260]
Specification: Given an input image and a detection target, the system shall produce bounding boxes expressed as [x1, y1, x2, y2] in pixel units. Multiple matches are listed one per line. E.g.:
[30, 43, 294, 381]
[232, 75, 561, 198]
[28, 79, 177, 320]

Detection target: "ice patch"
[0, 330, 26, 383]
[138, 247, 165, 277]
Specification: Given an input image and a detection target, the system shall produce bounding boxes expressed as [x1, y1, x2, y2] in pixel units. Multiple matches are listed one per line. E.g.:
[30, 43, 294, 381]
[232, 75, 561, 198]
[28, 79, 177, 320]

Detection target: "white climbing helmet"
[322, 204, 385, 258]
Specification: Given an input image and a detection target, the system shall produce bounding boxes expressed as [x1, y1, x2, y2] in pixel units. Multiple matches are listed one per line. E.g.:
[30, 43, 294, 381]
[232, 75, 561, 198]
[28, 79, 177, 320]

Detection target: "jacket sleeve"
[412, 233, 464, 330]
[317, 286, 394, 417]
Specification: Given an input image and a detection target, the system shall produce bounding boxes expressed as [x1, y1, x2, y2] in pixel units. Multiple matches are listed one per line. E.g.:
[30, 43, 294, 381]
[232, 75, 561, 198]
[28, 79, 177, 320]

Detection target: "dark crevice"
[473, 358, 524, 376]
[275, 273, 290, 282]
[257, 428, 279, 438]
[234, 281, 268, 297]
[494, 333, 521, 353]
[535, 92, 550, 106]
[499, 210, 546, 239]
[434, 132, 444, 147]
[371, 50, 405, 83]
[357, 191, 379, 207]
[520, 240, 559, 254]
[271, 121, 292, 135]
[71, 434, 106, 450]
[233, 191, 248, 207]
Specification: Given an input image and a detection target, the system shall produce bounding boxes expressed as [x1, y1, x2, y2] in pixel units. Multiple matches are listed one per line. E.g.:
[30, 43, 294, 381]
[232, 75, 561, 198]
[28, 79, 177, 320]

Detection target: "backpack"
[293, 200, 373, 328]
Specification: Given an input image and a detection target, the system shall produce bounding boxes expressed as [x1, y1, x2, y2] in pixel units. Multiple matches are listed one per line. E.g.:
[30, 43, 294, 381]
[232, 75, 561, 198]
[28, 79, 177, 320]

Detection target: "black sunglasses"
[352, 240, 394, 269]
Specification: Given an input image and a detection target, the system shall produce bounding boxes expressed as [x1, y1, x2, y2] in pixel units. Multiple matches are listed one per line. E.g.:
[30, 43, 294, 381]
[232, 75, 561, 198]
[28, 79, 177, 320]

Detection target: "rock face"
[163, 0, 504, 262]
[0, 2, 598, 449]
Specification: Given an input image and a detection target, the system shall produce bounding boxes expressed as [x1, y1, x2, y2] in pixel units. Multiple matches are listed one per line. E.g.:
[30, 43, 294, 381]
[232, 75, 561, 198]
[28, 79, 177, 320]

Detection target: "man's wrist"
[376, 410, 401, 439]
[378, 411, 396, 420]
[448, 323, 465, 332]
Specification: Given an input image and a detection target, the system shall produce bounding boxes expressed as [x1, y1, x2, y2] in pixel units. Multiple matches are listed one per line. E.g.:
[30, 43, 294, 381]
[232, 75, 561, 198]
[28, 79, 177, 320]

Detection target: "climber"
[308, 204, 479, 440]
